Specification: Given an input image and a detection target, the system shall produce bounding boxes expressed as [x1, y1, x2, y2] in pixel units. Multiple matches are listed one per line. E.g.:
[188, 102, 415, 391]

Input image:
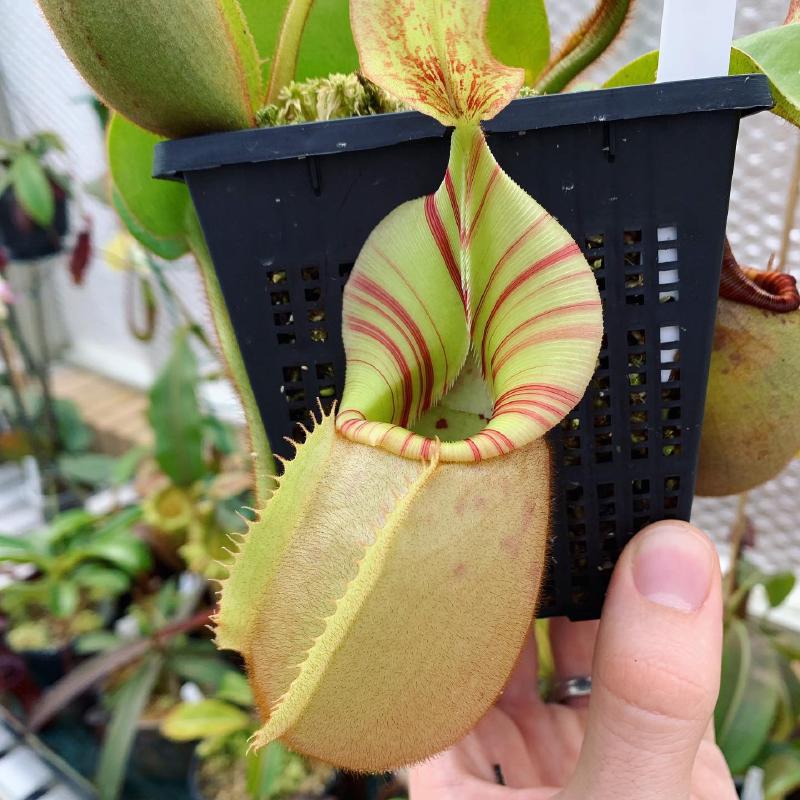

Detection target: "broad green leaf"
[237, 0, 288, 84]
[50, 398, 92, 454]
[351, 0, 525, 126]
[604, 24, 800, 126]
[603, 50, 658, 88]
[110, 445, 150, 485]
[217, 670, 254, 707]
[96, 654, 162, 800]
[773, 657, 800, 740]
[57, 452, 117, 487]
[716, 620, 781, 775]
[49, 580, 79, 618]
[733, 25, 800, 126]
[10, 153, 54, 227]
[74, 630, 123, 654]
[167, 653, 231, 689]
[0, 534, 40, 562]
[73, 563, 132, 596]
[83, 534, 151, 575]
[148, 329, 206, 486]
[246, 741, 287, 800]
[161, 699, 251, 741]
[45, 508, 95, 545]
[764, 572, 796, 608]
[111, 188, 188, 261]
[487, 0, 550, 85]
[107, 114, 190, 242]
[36, 0, 261, 137]
[765, 746, 800, 800]
[294, 0, 358, 83]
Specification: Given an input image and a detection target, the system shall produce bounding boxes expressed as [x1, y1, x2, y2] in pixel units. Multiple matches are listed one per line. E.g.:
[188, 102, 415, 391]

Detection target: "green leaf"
[49, 580, 79, 618]
[773, 656, 800, 741]
[246, 741, 287, 800]
[160, 699, 251, 742]
[0, 534, 39, 562]
[74, 630, 123, 654]
[111, 445, 150, 485]
[765, 746, 800, 800]
[732, 24, 800, 126]
[10, 153, 55, 227]
[202, 415, 237, 456]
[36, 0, 262, 137]
[487, 0, 550, 85]
[83, 534, 151, 575]
[108, 114, 190, 242]
[111, 187, 188, 261]
[72, 563, 132, 596]
[148, 329, 206, 486]
[294, 0, 359, 83]
[603, 50, 658, 88]
[217, 670, 254, 707]
[716, 619, 782, 775]
[57, 452, 117, 487]
[50, 398, 93, 453]
[96, 654, 163, 800]
[26, 131, 66, 157]
[764, 572, 796, 608]
[604, 24, 800, 127]
[237, 0, 288, 85]
[167, 653, 231, 690]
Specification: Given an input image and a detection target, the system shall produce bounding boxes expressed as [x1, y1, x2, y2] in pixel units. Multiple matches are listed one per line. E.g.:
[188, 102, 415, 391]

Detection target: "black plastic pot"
[155, 76, 772, 620]
[0, 184, 68, 261]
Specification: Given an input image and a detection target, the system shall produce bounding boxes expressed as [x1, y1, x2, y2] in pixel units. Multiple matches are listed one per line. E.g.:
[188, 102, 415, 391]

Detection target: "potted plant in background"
[0, 504, 149, 686]
[0, 131, 69, 262]
[161, 670, 336, 800]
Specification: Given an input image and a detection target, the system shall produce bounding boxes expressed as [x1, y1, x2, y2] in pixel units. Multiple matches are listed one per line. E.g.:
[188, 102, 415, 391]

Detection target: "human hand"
[409, 522, 736, 800]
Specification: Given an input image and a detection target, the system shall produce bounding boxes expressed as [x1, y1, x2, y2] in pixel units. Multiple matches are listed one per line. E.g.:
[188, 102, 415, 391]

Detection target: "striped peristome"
[337, 123, 603, 461]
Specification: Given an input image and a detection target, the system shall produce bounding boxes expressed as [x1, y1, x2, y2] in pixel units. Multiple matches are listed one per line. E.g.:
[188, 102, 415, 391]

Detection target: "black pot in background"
[155, 76, 772, 622]
[0, 184, 68, 261]
[20, 646, 74, 689]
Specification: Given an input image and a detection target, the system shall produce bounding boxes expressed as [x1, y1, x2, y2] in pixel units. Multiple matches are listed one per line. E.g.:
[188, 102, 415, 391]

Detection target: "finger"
[497, 622, 543, 714]
[549, 618, 598, 707]
[563, 521, 725, 800]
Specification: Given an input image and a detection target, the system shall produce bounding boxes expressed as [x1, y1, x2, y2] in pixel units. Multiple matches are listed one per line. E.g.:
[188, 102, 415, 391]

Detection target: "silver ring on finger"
[553, 676, 592, 704]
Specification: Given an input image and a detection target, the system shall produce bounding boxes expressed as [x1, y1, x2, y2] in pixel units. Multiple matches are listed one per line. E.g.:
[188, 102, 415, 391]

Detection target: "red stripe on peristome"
[352, 273, 436, 415]
[343, 359, 398, 421]
[424, 194, 465, 308]
[480, 242, 582, 366]
[494, 383, 579, 409]
[491, 406, 553, 431]
[444, 170, 461, 237]
[348, 294, 426, 420]
[470, 214, 549, 333]
[465, 438, 482, 461]
[371, 244, 451, 384]
[488, 300, 602, 373]
[466, 165, 501, 245]
[491, 324, 602, 378]
[348, 317, 414, 427]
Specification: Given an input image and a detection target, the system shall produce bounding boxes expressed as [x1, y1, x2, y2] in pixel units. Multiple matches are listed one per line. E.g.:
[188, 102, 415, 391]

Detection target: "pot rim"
[154, 74, 772, 180]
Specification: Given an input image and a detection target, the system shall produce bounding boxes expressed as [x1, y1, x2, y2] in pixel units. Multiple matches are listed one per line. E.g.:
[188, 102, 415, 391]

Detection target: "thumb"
[563, 521, 726, 800]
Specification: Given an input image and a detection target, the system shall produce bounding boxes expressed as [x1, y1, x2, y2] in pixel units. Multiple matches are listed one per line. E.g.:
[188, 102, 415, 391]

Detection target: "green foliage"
[293, 0, 358, 83]
[107, 114, 191, 254]
[161, 698, 251, 741]
[604, 24, 800, 126]
[487, 0, 550, 85]
[96, 654, 163, 800]
[0, 132, 65, 227]
[148, 329, 206, 486]
[0, 506, 149, 652]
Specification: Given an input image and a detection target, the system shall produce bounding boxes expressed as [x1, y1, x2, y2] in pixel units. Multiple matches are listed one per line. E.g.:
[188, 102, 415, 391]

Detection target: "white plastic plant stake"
[657, 0, 737, 82]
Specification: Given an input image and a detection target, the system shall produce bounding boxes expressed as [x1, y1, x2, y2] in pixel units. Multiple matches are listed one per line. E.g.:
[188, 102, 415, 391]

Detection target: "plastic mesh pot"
[155, 76, 772, 620]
